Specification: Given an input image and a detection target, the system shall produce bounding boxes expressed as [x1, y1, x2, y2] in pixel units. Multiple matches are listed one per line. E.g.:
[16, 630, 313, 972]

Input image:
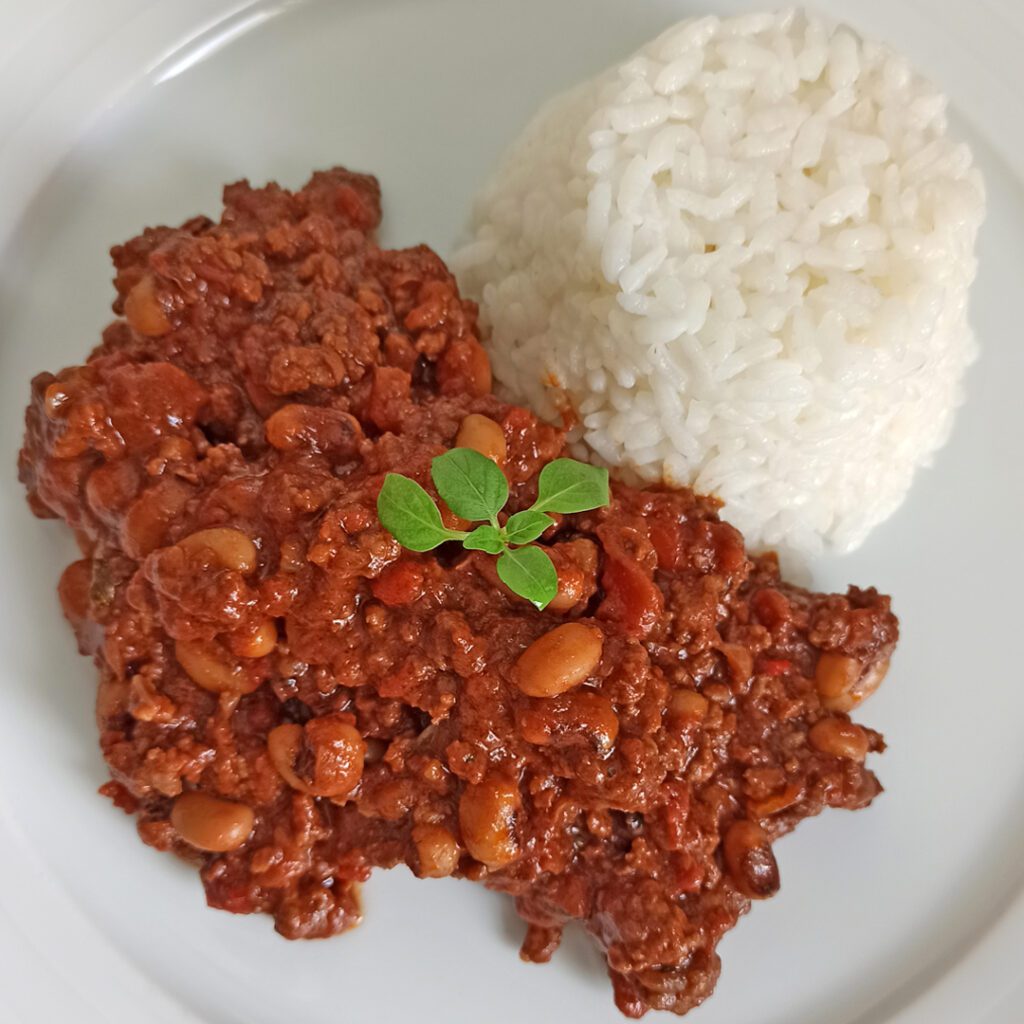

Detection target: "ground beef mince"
[18, 168, 899, 1018]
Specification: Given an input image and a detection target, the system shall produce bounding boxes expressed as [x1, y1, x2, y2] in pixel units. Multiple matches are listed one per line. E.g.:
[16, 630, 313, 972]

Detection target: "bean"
[267, 716, 365, 799]
[455, 414, 506, 464]
[412, 823, 460, 878]
[85, 460, 141, 522]
[437, 339, 492, 397]
[546, 574, 583, 613]
[439, 504, 471, 532]
[264, 403, 362, 458]
[547, 540, 598, 613]
[811, 651, 860, 708]
[668, 689, 709, 728]
[849, 657, 890, 710]
[179, 527, 257, 574]
[304, 717, 365, 798]
[814, 652, 866, 712]
[171, 792, 254, 852]
[548, 573, 581, 610]
[459, 775, 521, 868]
[514, 622, 604, 698]
[175, 639, 262, 695]
[121, 479, 192, 559]
[747, 782, 803, 818]
[723, 820, 780, 899]
[517, 691, 619, 754]
[809, 718, 869, 762]
[57, 558, 92, 625]
[124, 274, 172, 337]
[267, 724, 307, 792]
[226, 619, 278, 659]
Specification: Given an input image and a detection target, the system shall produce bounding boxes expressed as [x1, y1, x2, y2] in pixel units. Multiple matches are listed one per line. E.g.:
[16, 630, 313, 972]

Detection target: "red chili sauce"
[19, 168, 898, 1017]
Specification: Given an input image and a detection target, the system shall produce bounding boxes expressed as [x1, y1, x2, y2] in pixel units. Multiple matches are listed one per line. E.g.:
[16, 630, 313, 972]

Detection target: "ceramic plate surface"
[0, 2, 1022, 1022]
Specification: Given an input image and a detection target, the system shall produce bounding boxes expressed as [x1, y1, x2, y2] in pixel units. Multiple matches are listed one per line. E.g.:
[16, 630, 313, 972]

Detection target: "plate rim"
[0, 2, 1021, 1022]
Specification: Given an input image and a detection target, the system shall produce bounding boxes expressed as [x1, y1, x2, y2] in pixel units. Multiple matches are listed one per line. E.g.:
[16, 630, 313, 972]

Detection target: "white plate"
[1, 2, 1022, 1022]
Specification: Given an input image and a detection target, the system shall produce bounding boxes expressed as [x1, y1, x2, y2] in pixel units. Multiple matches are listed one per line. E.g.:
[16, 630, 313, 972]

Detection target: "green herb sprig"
[377, 449, 609, 609]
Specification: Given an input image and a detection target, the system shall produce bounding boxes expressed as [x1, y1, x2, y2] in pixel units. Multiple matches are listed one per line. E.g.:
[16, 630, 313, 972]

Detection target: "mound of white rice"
[453, 9, 985, 556]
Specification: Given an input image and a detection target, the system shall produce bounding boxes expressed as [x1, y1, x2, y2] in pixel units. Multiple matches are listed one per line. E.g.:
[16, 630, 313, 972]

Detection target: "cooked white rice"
[453, 8, 985, 556]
